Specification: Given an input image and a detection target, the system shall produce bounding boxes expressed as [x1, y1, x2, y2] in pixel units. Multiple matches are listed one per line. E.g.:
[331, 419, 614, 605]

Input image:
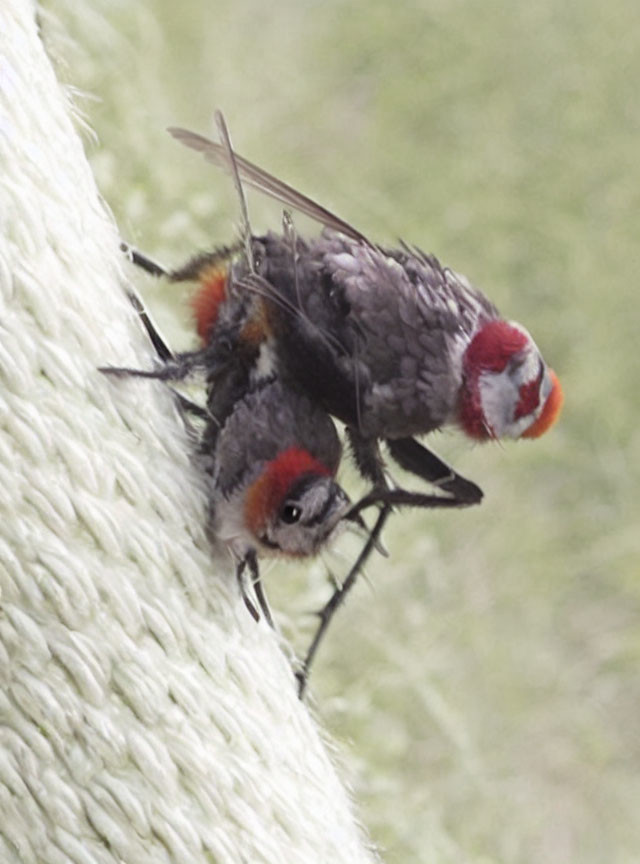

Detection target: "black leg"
[172, 392, 210, 420]
[296, 461, 483, 698]
[296, 504, 391, 699]
[98, 359, 198, 381]
[345, 486, 478, 520]
[386, 437, 483, 504]
[122, 240, 240, 283]
[236, 558, 260, 622]
[246, 549, 274, 628]
[125, 290, 174, 362]
[121, 242, 169, 277]
[345, 428, 386, 486]
[100, 286, 206, 381]
[165, 245, 240, 282]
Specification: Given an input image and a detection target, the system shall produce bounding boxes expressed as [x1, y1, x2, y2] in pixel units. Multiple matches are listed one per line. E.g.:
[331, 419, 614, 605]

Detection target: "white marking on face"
[477, 325, 547, 439]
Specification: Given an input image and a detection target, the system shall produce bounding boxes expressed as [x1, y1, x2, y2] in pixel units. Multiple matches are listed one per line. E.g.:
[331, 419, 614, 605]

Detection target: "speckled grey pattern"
[213, 377, 342, 497]
[254, 231, 498, 439]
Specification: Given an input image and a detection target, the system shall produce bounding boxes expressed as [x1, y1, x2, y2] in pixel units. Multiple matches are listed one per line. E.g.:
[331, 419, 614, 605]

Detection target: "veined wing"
[168, 124, 370, 245]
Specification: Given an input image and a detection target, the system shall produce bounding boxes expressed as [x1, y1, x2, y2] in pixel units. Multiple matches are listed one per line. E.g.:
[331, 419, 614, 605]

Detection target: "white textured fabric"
[0, 3, 379, 862]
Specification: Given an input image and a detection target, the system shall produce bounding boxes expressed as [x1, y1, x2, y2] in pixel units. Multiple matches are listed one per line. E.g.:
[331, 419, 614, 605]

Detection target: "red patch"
[190, 266, 228, 344]
[245, 447, 332, 538]
[514, 369, 543, 421]
[459, 321, 531, 440]
[464, 321, 529, 374]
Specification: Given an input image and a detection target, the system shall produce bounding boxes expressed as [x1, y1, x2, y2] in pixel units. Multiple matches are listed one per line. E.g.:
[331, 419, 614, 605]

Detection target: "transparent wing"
[168, 124, 370, 245]
[212, 110, 255, 272]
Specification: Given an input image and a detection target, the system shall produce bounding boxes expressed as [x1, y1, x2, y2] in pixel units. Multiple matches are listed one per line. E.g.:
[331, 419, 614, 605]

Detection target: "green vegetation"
[47, 0, 640, 860]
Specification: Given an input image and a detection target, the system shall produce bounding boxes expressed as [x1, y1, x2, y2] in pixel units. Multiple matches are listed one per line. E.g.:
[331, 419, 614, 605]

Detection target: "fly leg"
[297, 433, 483, 698]
[346, 428, 387, 487]
[236, 557, 260, 623]
[100, 277, 206, 380]
[237, 550, 274, 627]
[345, 486, 476, 517]
[296, 431, 390, 698]
[112, 243, 247, 383]
[296, 503, 391, 699]
[125, 289, 173, 361]
[385, 436, 483, 504]
[121, 244, 168, 277]
[121, 241, 240, 282]
[99, 356, 202, 381]
[246, 549, 274, 628]
[172, 394, 210, 420]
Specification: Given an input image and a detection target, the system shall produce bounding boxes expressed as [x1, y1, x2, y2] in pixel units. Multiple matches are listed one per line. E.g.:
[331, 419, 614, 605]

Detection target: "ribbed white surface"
[0, 3, 378, 862]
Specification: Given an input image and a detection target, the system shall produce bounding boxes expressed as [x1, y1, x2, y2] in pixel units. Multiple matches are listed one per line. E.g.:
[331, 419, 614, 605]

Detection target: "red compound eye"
[464, 321, 529, 374]
[514, 363, 544, 420]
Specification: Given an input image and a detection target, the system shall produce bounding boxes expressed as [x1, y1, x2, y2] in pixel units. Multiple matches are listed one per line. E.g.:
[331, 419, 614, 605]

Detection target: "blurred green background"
[46, 1, 640, 861]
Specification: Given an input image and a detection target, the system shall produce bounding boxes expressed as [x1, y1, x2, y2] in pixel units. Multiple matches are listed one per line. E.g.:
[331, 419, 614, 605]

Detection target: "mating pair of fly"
[104, 112, 563, 697]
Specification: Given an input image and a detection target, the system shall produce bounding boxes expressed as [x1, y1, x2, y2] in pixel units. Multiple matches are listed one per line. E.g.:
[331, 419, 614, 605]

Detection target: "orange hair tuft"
[190, 266, 228, 344]
[522, 370, 564, 438]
